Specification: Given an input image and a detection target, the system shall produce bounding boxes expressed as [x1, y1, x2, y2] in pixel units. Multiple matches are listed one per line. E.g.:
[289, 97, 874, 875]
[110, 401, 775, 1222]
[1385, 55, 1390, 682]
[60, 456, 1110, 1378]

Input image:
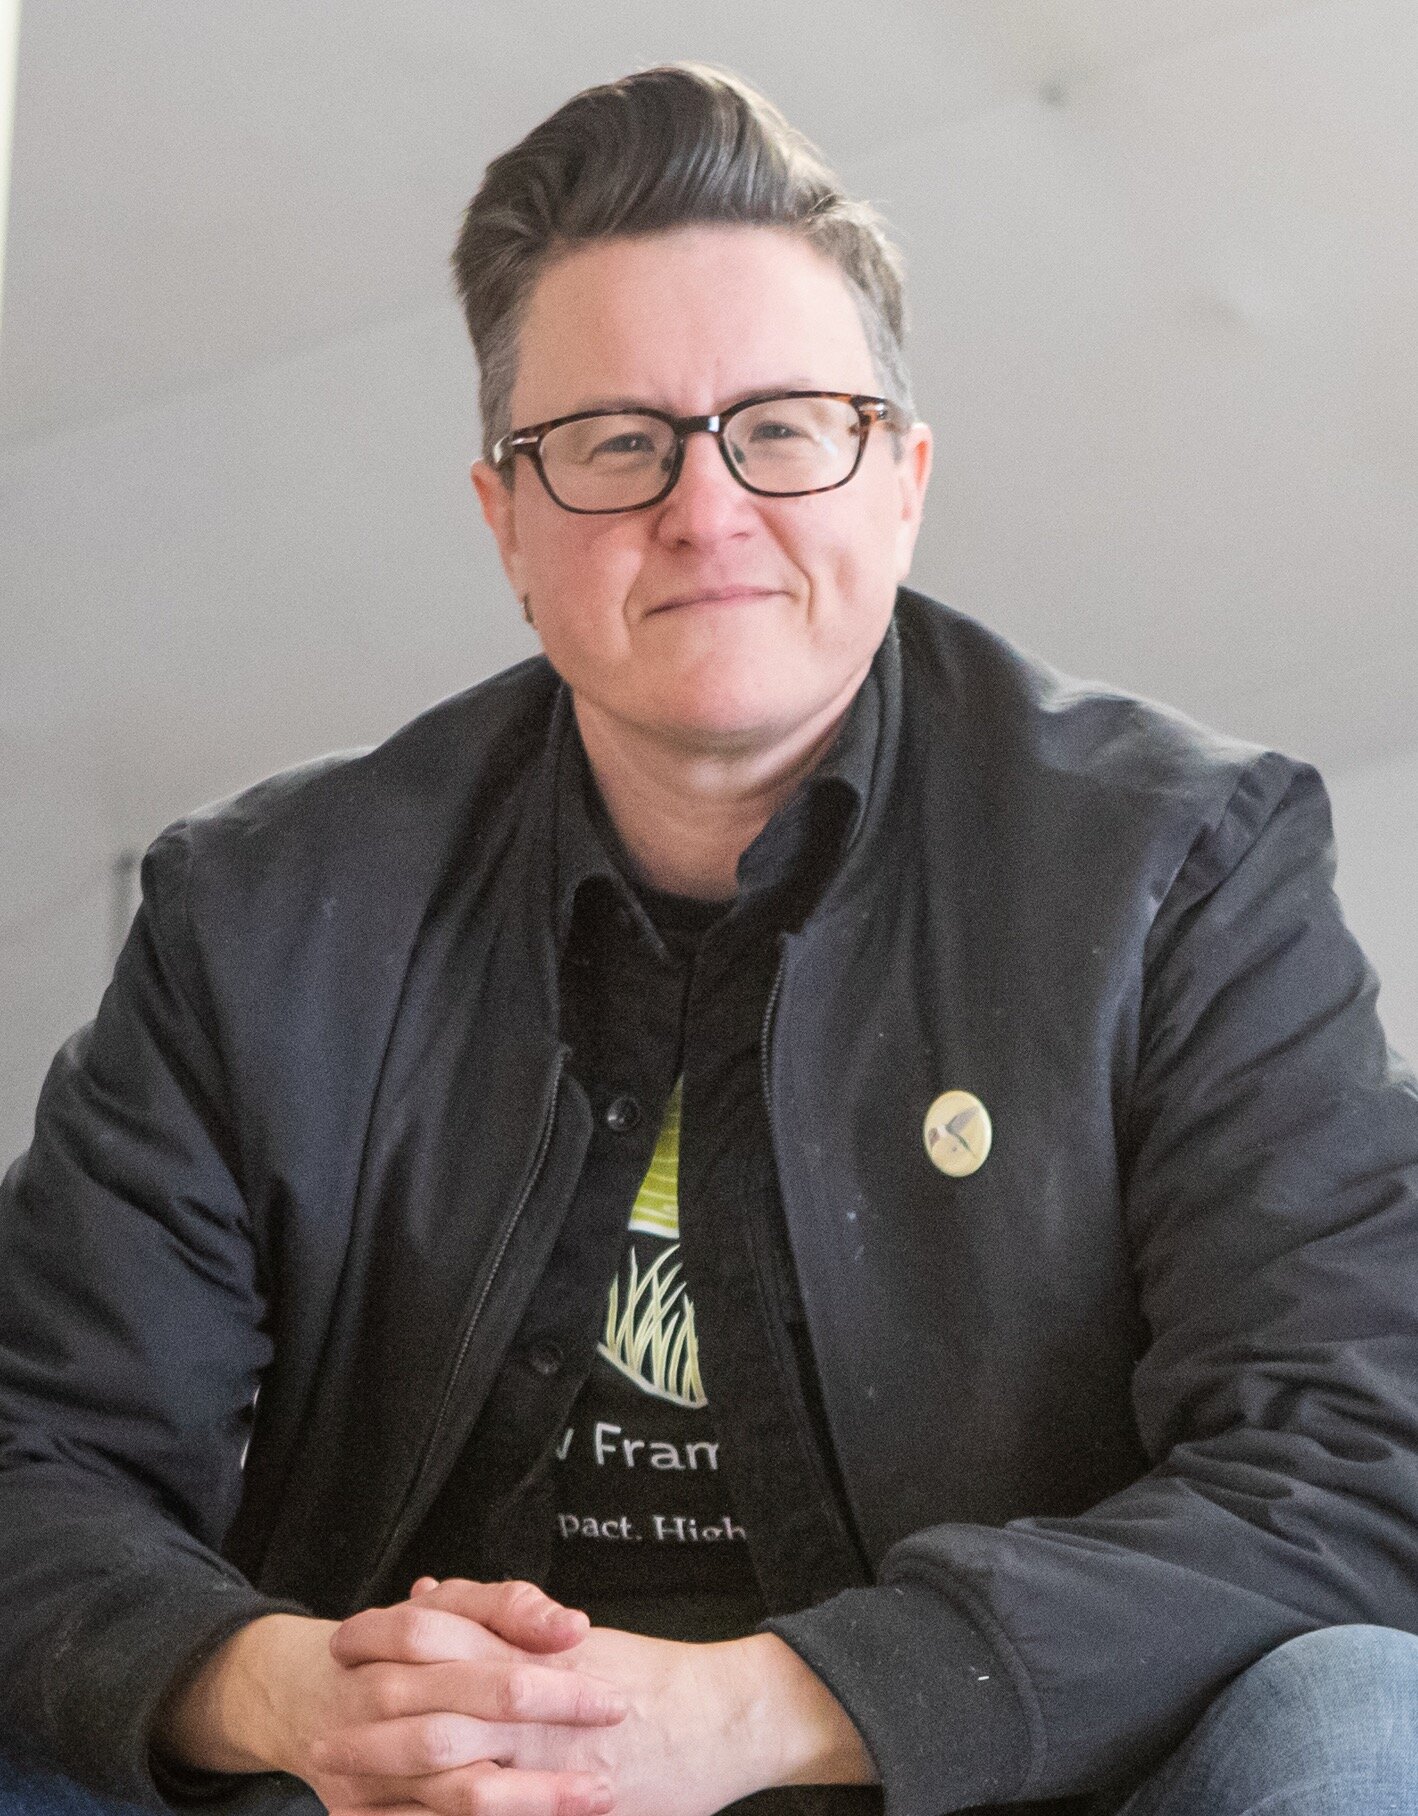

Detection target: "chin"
[651, 657, 814, 733]
[653, 694, 816, 755]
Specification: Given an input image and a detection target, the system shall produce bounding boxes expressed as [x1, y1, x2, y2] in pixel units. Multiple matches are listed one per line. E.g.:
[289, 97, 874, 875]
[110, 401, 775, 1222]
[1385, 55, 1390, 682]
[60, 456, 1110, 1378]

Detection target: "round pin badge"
[923, 1090, 992, 1178]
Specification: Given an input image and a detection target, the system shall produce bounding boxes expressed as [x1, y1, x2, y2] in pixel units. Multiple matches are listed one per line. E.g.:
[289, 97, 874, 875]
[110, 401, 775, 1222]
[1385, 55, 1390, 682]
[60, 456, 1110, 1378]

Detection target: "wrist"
[155, 1613, 336, 1777]
[711, 1632, 876, 1793]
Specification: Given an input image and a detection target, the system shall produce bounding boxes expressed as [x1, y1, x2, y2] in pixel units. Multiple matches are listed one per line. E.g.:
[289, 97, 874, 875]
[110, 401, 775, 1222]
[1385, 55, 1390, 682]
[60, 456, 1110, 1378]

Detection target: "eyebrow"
[563, 378, 828, 417]
[567, 395, 656, 416]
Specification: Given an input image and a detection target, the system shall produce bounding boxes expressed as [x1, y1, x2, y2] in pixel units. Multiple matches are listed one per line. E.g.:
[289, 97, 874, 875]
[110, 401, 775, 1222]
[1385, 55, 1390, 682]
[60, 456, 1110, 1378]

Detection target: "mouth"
[648, 585, 779, 615]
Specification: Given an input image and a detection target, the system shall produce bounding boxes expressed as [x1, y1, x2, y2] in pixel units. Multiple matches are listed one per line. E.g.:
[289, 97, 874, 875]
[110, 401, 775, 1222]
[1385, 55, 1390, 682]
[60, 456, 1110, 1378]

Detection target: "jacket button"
[923, 1090, 993, 1177]
[527, 1343, 564, 1378]
[605, 1095, 642, 1133]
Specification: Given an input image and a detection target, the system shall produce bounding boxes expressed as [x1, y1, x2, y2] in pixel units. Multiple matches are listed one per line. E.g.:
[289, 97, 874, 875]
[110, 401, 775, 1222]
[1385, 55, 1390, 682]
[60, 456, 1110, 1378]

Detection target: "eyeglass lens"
[537, 395, 865, 511]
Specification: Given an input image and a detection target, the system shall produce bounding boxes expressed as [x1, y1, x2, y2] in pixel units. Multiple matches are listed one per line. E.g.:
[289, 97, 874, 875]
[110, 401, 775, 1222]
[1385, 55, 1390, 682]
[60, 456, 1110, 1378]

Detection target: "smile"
[650, 586, 779, 614]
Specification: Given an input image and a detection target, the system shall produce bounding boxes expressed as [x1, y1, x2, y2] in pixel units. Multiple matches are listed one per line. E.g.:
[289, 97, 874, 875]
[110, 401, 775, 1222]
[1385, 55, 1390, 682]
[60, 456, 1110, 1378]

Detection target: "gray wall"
[3, 1, 1416, 1162]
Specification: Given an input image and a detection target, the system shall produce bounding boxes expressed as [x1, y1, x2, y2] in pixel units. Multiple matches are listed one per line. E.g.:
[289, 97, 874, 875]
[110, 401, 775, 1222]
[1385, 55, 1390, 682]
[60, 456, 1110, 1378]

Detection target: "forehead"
[511, 225, 878, 420]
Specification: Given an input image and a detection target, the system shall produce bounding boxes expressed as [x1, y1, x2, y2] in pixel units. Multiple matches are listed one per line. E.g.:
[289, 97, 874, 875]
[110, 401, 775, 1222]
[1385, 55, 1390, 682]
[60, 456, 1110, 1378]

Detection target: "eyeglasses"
[491, 390, 907, 515]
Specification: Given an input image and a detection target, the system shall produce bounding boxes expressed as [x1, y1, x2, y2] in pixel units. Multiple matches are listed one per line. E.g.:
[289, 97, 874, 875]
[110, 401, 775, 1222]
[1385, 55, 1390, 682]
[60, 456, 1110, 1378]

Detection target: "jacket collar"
[550, 639, 889, 950]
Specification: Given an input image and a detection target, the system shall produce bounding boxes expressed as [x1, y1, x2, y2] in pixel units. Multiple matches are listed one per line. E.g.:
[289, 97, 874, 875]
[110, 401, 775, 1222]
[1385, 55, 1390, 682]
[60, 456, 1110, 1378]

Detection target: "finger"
[322, 1758, 614, 1816]
[412, 1576, 441, 1596]
[333, 1601, 522, 1668]
[326, 1673, 626, 1778]
[414, 1579, 590, 1653]
[323, 1793, 431, 1816]
[325, 1805, 431, 1816]
[411, 1762, 613, 1816]
[352, 1659, 628, 1732]
[315, 1666, 626, 1778]
[326, 1807, 429, 1816]
[313, 1711, 502, 1781]
[333, 1586, 587, 1670]
[318, 1771, 434, 1814]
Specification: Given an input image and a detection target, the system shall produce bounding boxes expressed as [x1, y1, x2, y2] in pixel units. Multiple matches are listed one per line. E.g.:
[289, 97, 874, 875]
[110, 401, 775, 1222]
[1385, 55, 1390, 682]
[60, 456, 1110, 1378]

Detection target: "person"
[3, 60, 1418, 1816]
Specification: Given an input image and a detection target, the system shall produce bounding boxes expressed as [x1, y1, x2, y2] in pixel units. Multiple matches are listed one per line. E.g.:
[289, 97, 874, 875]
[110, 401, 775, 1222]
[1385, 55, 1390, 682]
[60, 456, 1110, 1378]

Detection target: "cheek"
[799, 513, 899, 637]
[519, 509, 640, 609]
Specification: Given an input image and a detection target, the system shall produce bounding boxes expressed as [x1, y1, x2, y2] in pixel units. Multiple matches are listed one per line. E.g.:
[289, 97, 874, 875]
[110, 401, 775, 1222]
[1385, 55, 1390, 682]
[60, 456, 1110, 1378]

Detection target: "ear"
[471, 459, 528, 600]
[893, 421, 933, 582]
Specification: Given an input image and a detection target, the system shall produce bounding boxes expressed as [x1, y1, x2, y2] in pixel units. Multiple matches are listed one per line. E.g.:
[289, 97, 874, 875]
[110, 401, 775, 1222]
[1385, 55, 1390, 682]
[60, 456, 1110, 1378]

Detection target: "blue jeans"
[4, 1626, 1418, 1815]
[1105, 1624, 1418, 1816]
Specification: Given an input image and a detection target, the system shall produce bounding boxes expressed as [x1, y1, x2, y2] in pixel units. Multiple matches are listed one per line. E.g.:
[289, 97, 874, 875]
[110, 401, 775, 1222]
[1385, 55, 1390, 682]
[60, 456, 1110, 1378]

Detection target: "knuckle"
[574, 1681, 609, 1725]
[364, 1663, 404, 1718]
[575, 1736, 614, 1777]
[497, 1664, 535, 1720]
[306, 1730, 350, 1778]
[331, 1610, 380, 1666]
[459, 1759, 501, 1816]
[501, 1578, 542, 1616]
[417, 1715, 460, 1771]
[554, 1780, 600, 1816]
[400, 1606, 441, 1655]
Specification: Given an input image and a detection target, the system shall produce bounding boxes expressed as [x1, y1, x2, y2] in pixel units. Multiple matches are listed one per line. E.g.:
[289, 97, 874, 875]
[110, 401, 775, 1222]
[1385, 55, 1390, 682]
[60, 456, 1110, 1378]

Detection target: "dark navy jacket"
[4, 590, 1418, 1814]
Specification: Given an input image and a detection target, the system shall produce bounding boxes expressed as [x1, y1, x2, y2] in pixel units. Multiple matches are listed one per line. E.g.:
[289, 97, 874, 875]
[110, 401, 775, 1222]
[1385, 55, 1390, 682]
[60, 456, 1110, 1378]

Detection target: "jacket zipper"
[356, 1049, 567, 1600]
[754, 935, 873, 1579]
[759, 939, 787, 1112]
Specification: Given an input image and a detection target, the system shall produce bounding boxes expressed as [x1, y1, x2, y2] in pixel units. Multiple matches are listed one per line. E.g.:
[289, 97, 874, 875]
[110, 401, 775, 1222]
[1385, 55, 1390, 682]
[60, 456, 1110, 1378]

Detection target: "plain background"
[1, 0, 1415, 1164]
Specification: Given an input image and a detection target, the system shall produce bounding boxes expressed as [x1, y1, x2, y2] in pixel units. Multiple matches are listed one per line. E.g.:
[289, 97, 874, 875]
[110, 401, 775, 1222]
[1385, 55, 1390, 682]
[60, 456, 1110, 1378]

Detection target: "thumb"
[417, 1576, 590, 1651]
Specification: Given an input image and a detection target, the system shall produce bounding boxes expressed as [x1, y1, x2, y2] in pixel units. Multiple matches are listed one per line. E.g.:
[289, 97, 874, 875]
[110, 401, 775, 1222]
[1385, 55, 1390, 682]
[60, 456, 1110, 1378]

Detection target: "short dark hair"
[452, 62, 913, 461]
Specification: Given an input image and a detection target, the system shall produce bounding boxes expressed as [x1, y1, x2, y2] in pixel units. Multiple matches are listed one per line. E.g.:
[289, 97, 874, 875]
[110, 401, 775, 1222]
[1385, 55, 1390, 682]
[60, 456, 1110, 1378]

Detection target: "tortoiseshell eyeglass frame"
[490, 390, 908, 514]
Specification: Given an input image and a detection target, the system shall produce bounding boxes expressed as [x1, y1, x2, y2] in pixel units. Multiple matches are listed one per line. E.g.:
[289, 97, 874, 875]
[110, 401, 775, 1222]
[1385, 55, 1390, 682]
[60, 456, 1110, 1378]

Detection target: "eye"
[587, 429, 657, 460]
[546, 414, 670, 471]
[746, 416, 813, 443]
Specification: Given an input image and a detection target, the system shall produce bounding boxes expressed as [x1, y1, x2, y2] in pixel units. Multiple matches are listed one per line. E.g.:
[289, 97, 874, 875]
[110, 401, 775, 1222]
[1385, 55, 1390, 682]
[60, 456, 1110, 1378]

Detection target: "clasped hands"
[163, 1575, 873, 1816]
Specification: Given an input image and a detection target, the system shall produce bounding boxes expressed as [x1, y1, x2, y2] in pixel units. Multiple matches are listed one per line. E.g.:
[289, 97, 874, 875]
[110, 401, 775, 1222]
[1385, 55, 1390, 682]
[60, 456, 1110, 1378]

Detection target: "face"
[472, 225, 931, 767]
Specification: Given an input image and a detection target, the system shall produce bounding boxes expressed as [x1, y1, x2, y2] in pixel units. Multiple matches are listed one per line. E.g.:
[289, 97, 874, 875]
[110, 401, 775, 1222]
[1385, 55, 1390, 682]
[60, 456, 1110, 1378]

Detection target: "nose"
[653, 426, 757, 545]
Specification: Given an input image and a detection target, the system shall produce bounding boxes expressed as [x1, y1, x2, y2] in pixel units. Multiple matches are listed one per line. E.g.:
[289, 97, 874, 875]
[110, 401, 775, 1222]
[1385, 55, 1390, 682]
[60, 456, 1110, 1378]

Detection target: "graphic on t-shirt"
[598, 1081, 707, 1409]
[549, 1080, 756, 1602]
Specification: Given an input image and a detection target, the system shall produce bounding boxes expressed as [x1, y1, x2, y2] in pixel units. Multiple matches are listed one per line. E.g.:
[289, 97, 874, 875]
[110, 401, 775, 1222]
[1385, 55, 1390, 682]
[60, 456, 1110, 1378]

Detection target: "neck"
[575, 687, 862, 900]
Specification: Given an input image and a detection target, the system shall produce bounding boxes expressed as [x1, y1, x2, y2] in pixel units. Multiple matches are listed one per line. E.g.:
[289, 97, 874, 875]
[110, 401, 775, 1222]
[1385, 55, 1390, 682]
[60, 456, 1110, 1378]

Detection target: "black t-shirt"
[399, 695, 877, 1650]
[547, 890, 763, 1635]
[396, 705, 882, 1810]
[547, 1071, 761, 1625]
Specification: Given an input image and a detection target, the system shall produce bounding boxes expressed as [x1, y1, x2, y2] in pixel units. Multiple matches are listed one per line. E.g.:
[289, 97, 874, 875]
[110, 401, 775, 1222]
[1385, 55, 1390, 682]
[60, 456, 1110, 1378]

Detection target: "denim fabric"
[0, 1750, 321, 1816]
[1108, 1625, 1418, 1816]
[0, 1750, 149, 1815]
[5, 1625, 1418, 1815]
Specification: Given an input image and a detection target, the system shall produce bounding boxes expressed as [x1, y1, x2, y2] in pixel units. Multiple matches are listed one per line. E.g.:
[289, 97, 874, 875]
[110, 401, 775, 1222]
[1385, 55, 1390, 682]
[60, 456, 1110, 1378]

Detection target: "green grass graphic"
[599, 1244, 706, 1408]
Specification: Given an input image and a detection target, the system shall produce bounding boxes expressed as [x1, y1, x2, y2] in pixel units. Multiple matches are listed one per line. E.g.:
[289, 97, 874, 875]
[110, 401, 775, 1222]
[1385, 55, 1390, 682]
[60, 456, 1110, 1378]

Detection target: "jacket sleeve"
[0, 828, 310, 1808]
[768, 754, 1418, 1813]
